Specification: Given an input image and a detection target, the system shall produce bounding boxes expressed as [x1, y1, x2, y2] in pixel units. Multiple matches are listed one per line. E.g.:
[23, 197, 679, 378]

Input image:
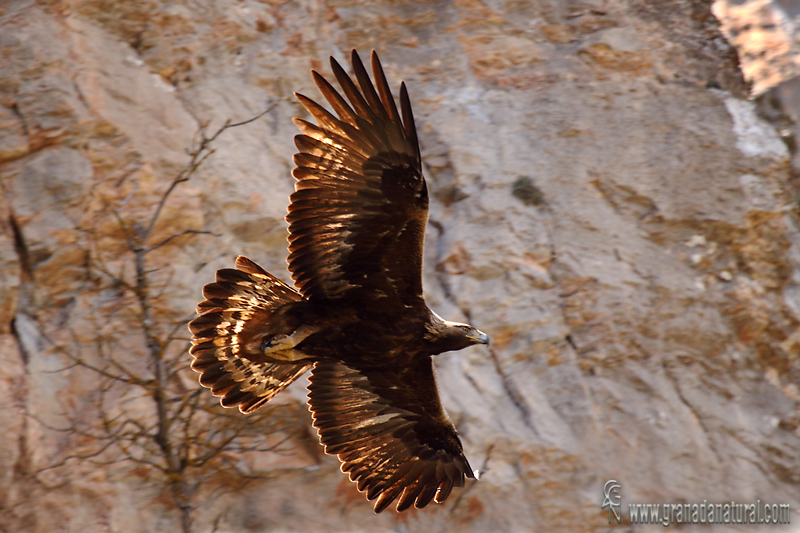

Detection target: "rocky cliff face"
[2, 0, 798, 531]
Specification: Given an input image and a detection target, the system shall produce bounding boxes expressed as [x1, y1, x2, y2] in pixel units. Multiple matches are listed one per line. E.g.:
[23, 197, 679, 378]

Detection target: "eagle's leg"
[260, 324, 317, 362]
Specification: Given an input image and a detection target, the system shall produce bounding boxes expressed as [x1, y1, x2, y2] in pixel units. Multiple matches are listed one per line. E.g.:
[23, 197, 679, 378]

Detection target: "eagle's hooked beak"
[468, 329, 490, 346]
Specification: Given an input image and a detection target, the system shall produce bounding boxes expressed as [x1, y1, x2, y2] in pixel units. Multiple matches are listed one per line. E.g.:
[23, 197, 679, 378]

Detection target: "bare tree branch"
[142, 104, 275, 242]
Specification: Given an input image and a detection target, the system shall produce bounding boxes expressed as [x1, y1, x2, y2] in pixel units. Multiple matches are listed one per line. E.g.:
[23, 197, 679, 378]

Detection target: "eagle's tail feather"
[189, 256, 312, 413]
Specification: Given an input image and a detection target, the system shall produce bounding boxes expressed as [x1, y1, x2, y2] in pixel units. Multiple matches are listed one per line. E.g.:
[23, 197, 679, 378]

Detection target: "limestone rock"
[1, 0, 798, 531]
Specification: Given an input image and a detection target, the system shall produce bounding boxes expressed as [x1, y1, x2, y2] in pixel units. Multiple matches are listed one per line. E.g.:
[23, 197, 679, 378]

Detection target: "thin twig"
[145, 229, 220, 254]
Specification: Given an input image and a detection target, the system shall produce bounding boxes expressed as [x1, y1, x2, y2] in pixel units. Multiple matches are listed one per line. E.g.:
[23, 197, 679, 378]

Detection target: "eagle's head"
[426, 310, 489, 355]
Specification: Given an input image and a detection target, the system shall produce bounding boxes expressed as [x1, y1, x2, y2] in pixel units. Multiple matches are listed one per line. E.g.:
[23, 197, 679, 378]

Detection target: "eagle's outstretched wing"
[288, 50, 428, 308]
[307, 359, 474, 513]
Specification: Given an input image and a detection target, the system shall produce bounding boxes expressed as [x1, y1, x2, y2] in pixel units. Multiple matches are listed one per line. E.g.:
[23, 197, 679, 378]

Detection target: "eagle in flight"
[189, 50, 489, 513]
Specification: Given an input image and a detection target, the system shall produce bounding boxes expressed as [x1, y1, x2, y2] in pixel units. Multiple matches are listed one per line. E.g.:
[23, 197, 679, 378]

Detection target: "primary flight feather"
[189, 50, 489, 513]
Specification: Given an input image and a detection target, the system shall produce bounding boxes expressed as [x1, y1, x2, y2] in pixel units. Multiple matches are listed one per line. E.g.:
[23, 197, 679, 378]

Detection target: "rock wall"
[1, 0, 798, 531]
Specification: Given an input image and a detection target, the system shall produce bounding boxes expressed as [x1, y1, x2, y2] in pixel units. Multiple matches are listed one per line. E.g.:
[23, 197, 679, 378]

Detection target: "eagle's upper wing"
[287, 50, 428, 307]
[307, 358, 474, 513]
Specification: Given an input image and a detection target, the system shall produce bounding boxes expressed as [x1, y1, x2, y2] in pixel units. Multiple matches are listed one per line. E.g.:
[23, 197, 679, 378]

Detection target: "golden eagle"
[189, 50, 489, 513]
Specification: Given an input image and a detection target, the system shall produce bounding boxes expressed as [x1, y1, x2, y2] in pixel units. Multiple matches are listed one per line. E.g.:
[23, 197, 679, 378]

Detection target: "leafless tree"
[28, 106, 306, 532]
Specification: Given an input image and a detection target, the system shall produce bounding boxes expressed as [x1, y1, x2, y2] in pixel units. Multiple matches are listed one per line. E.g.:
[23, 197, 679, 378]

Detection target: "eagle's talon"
[261, 334, 292, 353]
[261, 325, 317, 356]
[260, 336, 276, 352]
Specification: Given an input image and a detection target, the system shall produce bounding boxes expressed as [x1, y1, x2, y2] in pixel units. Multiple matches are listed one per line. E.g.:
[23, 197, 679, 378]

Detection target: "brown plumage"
[189, 50, 489, 513]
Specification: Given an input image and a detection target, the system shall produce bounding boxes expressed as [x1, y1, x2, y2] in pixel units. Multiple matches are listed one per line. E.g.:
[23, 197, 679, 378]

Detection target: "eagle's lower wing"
[307, 358, 474, 513]
[287, 50, 428, 308]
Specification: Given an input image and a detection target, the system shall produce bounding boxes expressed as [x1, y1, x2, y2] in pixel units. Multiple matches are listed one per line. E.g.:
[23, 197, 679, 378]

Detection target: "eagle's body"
[189, 50, 488, 513]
